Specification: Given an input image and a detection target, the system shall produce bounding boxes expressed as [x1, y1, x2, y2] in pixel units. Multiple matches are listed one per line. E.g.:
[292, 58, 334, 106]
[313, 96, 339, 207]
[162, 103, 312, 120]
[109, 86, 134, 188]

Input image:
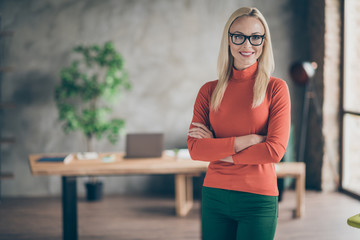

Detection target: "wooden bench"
[276, 162, 306, 218]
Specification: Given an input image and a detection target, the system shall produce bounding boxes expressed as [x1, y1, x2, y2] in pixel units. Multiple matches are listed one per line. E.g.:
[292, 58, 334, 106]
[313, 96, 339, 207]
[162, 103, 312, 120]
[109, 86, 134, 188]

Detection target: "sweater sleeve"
[232, 79, 291, 165]
[187, 82, 236, 162]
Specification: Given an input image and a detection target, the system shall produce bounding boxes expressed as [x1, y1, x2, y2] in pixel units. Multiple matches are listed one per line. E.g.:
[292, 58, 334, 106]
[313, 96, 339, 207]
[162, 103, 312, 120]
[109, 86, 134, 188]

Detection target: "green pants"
[202, 186, 278, 240]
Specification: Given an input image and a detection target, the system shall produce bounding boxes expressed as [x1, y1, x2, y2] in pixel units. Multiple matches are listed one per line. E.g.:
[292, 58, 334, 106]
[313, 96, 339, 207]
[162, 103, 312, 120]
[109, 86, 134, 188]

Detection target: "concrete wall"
[0, 0, 309, 197]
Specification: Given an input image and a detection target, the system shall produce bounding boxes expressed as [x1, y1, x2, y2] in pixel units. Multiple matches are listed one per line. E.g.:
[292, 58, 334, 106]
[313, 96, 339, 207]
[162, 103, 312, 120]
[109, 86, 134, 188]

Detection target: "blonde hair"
[211, 7, 274, 111]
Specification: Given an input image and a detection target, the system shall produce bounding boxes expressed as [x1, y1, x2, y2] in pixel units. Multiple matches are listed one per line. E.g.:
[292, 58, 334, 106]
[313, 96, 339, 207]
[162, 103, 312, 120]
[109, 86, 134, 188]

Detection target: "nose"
[242, 38, 252, 48]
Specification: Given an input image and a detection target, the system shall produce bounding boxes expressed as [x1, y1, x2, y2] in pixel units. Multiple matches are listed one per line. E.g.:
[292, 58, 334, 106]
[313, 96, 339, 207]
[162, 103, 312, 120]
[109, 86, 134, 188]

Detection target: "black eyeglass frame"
[228, 33, 265, 46]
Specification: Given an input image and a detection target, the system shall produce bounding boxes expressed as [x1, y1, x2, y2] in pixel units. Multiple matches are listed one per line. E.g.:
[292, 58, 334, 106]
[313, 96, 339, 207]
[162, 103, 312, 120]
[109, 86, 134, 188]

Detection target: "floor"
[0, 191, 359, 240]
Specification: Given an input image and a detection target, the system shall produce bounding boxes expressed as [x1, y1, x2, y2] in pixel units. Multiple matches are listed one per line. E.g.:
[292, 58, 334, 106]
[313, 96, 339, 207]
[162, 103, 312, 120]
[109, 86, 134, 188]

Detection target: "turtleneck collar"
[230, 61, 258, 82]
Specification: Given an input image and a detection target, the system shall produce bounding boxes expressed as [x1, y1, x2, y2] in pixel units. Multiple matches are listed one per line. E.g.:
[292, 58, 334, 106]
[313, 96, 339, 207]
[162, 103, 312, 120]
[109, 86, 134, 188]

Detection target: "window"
[341, 0, 360, 197]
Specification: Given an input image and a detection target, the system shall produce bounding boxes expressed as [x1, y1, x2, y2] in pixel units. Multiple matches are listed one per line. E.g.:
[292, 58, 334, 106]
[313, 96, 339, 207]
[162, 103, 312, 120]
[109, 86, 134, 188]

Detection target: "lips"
[240, 51, 254, 56]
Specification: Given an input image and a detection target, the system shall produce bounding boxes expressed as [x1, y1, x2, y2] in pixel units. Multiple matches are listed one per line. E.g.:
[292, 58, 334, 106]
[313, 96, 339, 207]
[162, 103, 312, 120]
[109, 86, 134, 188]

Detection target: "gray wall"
[0, 0, 308, 197]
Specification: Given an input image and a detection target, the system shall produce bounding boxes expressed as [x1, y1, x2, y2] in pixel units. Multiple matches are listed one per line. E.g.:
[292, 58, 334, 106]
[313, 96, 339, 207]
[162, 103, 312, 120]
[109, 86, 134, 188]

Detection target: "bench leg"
[175, 174, 194, 217]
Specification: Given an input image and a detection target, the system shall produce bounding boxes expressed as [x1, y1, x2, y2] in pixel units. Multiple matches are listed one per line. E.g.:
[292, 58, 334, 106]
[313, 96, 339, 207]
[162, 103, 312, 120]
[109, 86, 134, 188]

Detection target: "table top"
[275, 162, 305, 177]
[29, 152, 210, 176]
[29, 152, 305, 177]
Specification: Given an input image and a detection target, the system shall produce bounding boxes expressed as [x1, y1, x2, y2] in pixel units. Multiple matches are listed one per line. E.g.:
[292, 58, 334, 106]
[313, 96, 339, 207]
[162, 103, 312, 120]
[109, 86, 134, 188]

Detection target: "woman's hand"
[250, 134, 266, 145]
[188, 122, 214, 139]
[234, 134, 266, 153]
[219, 134, 265, 164]
[219, 156, 234, 163]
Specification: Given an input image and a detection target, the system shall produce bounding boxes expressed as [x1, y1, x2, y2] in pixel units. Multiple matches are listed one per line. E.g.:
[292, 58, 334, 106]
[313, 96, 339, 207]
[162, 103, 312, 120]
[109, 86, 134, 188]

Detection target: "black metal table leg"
[62, 176, 78, 240]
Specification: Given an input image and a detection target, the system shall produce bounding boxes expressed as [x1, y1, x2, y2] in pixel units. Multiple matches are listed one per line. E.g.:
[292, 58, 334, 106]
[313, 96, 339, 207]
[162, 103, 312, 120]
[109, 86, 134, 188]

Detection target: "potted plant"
[55, 41, 131, 201]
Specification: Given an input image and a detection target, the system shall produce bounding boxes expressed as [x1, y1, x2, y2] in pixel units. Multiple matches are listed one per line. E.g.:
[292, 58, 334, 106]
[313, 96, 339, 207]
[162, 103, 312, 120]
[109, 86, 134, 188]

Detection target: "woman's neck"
[230, 61, 258, 82]
[234, 60, 257, 70]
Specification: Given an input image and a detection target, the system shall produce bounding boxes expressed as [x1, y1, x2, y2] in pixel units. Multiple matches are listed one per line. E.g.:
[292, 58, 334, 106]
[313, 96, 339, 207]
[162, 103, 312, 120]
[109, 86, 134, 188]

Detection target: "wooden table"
[276, 162, 306, 218]
[29, 152, 209, 240]
[29, 153, 306, 240]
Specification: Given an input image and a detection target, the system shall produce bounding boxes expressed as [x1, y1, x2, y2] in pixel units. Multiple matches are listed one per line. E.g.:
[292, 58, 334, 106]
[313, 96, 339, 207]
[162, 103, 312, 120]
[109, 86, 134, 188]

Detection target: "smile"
[240, 51, 254, 57]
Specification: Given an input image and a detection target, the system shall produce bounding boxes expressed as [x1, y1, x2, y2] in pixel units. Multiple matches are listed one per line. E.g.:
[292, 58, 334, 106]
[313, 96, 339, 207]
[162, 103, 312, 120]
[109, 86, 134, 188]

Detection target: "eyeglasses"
[228, 33, 265, 46]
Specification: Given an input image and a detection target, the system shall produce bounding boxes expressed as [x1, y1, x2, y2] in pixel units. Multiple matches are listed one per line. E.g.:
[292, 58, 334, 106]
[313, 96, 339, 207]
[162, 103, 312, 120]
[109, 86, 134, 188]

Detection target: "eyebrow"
[231, 31, 264, 35]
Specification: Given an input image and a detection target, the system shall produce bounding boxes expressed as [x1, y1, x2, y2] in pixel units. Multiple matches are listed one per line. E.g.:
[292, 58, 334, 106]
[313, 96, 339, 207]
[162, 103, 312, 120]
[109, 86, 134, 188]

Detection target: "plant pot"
[85, 181, 103, 201]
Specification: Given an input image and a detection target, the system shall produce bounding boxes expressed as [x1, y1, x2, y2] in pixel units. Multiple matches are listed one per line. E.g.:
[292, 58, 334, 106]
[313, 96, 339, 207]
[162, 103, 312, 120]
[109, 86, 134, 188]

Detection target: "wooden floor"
[0, 191, 359, 240]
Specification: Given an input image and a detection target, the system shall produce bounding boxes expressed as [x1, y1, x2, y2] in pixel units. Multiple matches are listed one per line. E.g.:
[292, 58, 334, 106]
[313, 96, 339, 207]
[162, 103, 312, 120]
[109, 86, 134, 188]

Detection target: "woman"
[187, 7, 290, 240]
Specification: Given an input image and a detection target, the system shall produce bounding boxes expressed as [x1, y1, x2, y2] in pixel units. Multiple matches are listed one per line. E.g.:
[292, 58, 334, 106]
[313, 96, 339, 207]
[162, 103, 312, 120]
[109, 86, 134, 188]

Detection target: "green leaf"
[55, 41, 131, 145]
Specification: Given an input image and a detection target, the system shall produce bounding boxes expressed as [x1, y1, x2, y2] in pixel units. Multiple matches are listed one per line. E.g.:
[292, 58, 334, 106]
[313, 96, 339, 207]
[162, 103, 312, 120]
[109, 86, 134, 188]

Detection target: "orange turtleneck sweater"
[187, 62, 291, 196]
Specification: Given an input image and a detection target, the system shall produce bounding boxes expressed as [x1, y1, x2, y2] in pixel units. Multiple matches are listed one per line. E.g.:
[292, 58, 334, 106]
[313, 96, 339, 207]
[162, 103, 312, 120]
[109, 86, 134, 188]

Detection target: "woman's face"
[229, 16, 265, 70]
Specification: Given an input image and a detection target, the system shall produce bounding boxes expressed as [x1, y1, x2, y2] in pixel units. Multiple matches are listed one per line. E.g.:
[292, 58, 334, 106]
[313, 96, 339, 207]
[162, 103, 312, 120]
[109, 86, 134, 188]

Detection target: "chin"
[241, 59, 256, 66]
